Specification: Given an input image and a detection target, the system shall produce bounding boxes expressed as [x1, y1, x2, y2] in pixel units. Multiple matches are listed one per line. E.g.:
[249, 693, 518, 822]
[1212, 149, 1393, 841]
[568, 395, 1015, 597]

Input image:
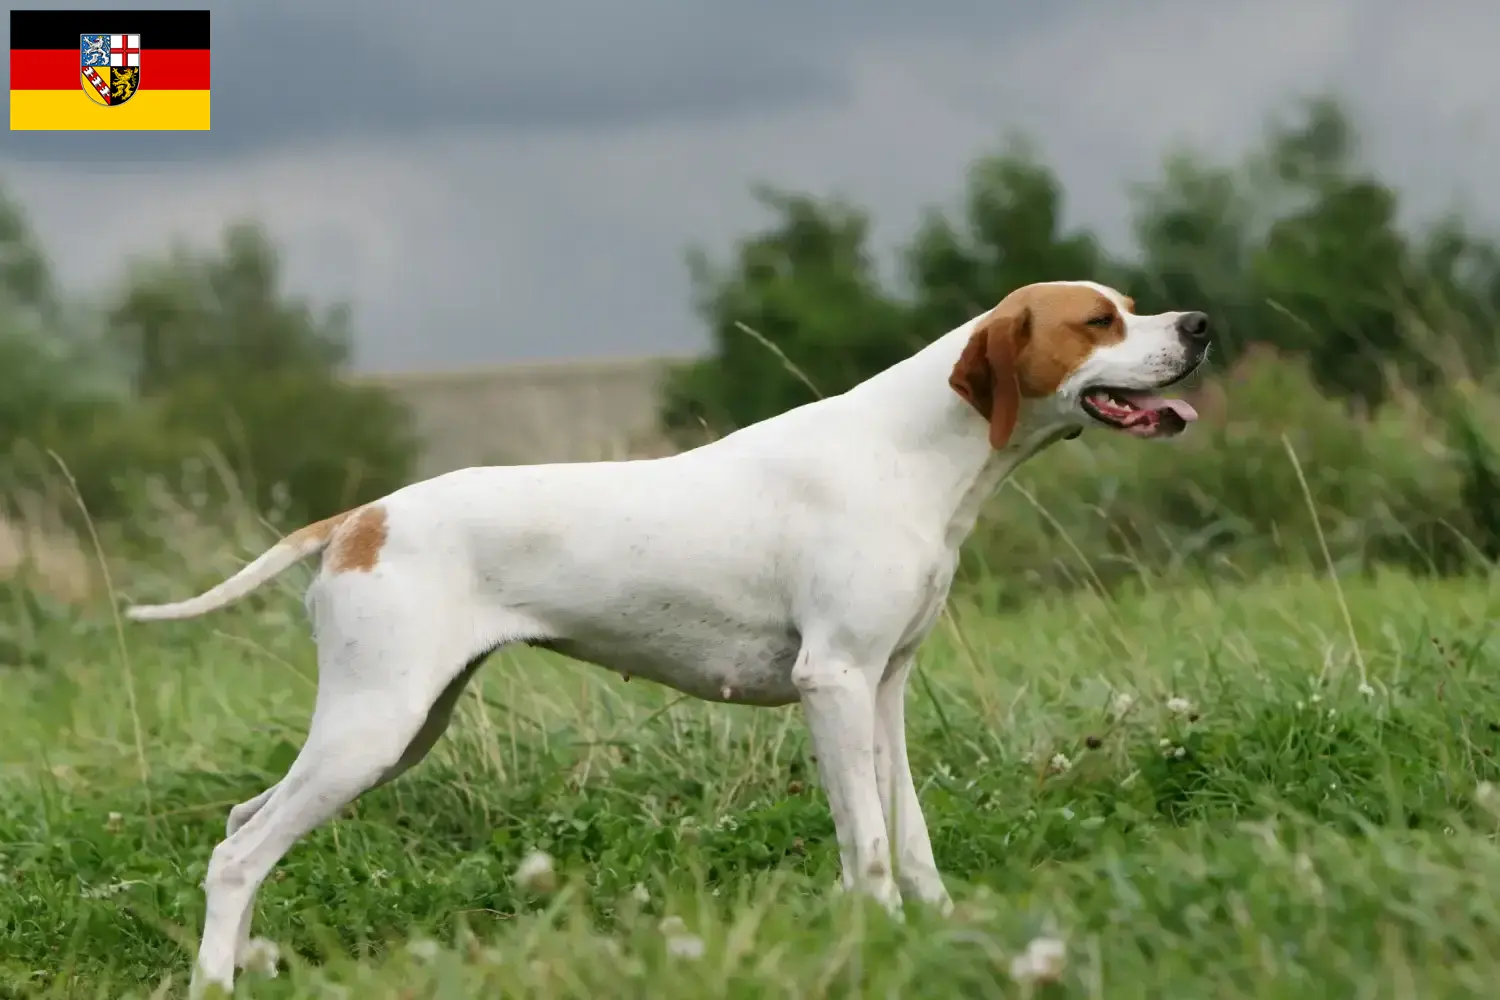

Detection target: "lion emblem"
[111, 68, 139, 103]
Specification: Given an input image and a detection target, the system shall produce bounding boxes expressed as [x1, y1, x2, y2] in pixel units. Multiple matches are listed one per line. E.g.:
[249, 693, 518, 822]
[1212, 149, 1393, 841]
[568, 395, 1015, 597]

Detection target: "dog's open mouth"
[1080, 388, 1199, 438]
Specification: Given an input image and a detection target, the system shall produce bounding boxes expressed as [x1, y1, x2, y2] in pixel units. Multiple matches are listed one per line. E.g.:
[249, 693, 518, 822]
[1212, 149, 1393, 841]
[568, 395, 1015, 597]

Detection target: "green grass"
[5, 565, 1500, 997]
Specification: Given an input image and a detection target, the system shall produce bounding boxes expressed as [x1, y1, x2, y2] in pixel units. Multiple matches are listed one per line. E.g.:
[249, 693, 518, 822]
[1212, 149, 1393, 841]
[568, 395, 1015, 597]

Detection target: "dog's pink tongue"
[1122, 393, 1198, 422]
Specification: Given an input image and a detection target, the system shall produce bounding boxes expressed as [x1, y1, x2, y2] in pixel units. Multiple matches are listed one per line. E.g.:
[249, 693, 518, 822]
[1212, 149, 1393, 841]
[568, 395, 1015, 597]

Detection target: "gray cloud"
[1, 0, 1067, 160]
[1, 0, 1497, 372]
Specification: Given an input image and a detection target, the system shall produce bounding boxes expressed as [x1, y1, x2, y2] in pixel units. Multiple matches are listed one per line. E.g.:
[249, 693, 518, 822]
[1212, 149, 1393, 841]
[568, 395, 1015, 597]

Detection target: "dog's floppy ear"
[949, 309, 1030, 449]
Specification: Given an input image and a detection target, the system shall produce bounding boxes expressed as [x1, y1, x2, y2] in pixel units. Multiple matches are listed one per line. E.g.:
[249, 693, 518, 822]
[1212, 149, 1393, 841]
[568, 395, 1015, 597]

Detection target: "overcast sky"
[2, 0, 1497, 373]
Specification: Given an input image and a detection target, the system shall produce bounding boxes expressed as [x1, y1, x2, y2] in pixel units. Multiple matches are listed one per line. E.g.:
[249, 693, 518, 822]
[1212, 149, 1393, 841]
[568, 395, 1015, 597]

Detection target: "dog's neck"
[846, 317, 1079, 549]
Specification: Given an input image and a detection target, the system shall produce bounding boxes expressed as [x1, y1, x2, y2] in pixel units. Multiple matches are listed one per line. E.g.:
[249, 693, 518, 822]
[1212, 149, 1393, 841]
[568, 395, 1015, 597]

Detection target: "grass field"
[4, 558, 1500, 998]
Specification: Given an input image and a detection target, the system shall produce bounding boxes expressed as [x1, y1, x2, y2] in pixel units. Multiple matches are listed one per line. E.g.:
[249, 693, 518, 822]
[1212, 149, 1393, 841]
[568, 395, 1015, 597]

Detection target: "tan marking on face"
[1006, 283, 1126, 396]
[285, 510, 354, 549]
[949, 281, 1134, 448]
[326, 504, 389, 573]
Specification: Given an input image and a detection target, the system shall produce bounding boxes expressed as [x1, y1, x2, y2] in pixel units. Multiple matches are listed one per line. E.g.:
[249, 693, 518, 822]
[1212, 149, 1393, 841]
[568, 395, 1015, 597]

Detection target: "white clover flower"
[240, 937, 282, 976]
[79, 879, 144, 899]
[665, 933, 705, 960]
[659, 916, 706, 960]
[1008, 935, 1066, 985]
[514, 850, 557, 894]
[1048, 753, 1072, 775]
[1478, 781, 1498, 813]
[1166, 697, 1194, 716]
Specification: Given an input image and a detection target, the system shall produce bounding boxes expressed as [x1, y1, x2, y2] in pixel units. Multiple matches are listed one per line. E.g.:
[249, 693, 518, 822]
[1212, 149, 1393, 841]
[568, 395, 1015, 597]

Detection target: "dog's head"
[948, 280, 1209, 449]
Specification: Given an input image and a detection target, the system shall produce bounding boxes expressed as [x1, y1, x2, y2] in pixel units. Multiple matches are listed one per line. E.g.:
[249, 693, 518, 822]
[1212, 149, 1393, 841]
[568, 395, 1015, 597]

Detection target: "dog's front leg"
[791, 644, 900, 911]
[876, 655, 953, 913]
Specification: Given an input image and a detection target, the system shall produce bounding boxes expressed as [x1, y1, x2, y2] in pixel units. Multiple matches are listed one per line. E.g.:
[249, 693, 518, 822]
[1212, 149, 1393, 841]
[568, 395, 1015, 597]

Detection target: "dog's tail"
[124, 511, 356, 622]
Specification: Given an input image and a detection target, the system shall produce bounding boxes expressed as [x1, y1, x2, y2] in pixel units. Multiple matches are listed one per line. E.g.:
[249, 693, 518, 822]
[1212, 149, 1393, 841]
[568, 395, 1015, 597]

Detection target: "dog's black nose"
[1176, 311, 1210, 344]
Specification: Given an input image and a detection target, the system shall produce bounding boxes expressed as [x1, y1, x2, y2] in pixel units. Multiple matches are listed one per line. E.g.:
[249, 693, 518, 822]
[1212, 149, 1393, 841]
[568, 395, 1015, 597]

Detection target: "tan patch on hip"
[326, 505, 390, 573]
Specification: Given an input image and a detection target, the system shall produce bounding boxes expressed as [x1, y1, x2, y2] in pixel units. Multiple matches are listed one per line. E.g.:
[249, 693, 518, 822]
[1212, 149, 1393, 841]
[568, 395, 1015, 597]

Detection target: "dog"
[125, 279, 1208, 995]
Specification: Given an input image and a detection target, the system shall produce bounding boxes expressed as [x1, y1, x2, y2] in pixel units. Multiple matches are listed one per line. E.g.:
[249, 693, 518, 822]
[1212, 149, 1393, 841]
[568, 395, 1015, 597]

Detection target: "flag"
[10, 10, 210, 131]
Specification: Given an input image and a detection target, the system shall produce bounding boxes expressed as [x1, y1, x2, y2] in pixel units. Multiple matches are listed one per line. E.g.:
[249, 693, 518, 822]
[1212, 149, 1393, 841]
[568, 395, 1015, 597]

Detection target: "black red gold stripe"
[9, 10, 209, 50]
[9, 10, 211, 131]
[11, 49, 211, 90]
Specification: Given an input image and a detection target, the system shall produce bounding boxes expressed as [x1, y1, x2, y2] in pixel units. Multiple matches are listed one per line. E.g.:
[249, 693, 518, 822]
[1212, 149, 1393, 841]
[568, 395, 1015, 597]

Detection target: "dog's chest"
[890, 553, 959, 656]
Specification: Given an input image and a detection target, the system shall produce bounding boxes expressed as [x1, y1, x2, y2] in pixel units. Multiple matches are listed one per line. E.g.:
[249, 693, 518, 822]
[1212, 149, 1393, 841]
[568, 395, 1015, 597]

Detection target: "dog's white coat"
[126, 280, 1205, 996]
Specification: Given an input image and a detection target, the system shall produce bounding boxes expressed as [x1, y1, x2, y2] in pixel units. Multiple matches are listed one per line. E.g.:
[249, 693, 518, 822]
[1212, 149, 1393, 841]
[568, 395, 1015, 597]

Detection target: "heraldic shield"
[80, 33, 141, 107]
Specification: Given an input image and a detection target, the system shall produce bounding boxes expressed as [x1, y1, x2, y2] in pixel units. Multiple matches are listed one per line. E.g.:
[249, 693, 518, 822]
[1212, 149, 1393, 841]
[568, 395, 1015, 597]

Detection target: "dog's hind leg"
[190, 707, 421, 994]
[222, 651, 490, 839]
[213, 650, 493, 980]
[372, 650, 493, 786]
[226, 784, 279, 837]
[188, 577, 524, 999]
[192, 684, 468, 994]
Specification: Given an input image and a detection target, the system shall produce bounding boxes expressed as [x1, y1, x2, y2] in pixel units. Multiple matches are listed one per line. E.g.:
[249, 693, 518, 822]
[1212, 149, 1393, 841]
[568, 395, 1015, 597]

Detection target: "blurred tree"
[108, 222, 349, 394]
[1125, 153, 1256, 359]
[661, 186, 912, 435]
[666, 145, 1111, 435]
[1244, 99, 1416, 405]
[1408, 217, 1500, 379]
[905, 140, 1110, 336]
[1130, 97, 1500, 404]
[672, 96, 1500, 434]
[0, 191, 156, 523]
[0, 189, 57, 319]
[104, 221, 416, 522]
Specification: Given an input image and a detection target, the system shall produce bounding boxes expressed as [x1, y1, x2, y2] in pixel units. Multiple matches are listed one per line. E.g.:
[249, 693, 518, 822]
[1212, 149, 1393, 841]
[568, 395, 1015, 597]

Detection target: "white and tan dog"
[127, 280, 1208, 995]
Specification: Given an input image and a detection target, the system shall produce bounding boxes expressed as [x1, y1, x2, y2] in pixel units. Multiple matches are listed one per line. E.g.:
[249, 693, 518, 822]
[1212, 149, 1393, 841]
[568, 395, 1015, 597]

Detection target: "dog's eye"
[1085, 314, 1114, 328]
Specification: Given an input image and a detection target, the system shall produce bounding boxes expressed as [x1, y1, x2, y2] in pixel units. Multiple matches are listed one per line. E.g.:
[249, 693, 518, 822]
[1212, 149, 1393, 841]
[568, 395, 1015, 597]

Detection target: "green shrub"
[150, 369, 416, 523]
[0, 216, 419, 540]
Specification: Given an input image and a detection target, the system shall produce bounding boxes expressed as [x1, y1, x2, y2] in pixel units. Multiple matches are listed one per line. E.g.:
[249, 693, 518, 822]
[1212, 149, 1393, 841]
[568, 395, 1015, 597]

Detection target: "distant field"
[3, 561, 1500, 997]
[353, 356, 689, 477]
